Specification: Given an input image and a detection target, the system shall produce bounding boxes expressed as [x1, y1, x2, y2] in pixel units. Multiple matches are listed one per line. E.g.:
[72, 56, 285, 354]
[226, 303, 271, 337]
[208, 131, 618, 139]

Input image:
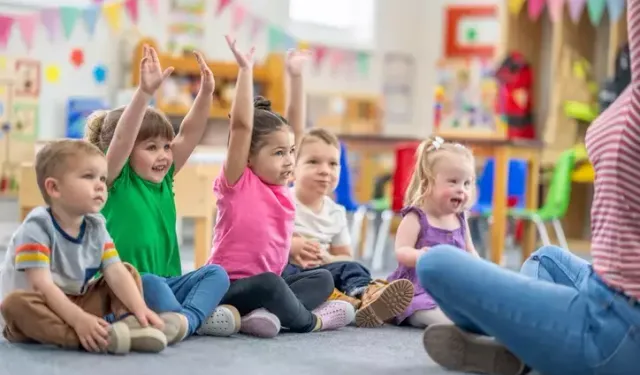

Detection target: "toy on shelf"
[132, 38, 285, 119]
[434, 58, 505, 140]
[495, 52, 536, 140]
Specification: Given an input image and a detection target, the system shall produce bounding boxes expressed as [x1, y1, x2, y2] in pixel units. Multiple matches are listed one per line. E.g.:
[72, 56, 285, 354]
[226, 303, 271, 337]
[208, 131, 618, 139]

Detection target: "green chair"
[509, 149, 576, 249]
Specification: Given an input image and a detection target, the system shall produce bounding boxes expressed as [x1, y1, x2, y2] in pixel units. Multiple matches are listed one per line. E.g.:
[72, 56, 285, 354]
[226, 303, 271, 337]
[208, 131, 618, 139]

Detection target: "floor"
[0, 198, 541, 374]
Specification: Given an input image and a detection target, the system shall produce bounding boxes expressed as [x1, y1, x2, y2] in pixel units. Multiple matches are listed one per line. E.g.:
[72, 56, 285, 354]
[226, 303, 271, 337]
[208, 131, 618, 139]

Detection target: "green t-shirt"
[101, 162, 182, 277]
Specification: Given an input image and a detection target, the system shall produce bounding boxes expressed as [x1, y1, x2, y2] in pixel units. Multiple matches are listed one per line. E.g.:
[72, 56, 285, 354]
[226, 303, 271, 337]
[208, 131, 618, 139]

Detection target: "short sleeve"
[213, 166, 252, 197]
[93, 215, 121, 269]
[331, 206, 351, 247]
[13, 208, 53, 271]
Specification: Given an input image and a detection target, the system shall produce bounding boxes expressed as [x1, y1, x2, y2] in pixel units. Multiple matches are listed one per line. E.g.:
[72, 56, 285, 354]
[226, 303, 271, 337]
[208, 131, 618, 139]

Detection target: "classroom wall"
[0, 0, 500, 141]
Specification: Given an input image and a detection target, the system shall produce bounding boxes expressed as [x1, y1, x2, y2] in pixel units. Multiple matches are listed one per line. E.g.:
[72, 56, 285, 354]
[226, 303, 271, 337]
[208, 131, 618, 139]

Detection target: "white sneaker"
[240, 308, 281, 338]
[312, 300, 356, 331]
[196, 305, 241, 337]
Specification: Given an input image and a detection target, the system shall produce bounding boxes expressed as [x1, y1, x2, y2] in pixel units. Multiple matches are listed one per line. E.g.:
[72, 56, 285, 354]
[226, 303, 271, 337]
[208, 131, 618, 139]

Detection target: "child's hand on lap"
[140, 44, 174, 95]
[73, 312, 110, 352]
[225, 35, 255, 69]
[285, 49, 311, 77]
[194, 50, 215, 95]
[133, 307, 165, 330]
[291, 237, 323, 269]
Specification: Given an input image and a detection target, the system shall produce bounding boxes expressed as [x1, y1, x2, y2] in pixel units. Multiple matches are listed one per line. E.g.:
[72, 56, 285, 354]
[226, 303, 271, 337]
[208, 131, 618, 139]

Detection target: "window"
[288, 0, 375, 47]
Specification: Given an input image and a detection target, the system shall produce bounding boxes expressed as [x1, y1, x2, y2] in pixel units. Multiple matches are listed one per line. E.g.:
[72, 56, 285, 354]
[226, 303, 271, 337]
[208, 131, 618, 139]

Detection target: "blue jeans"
[417, 245, 640, 375]
[282, 261, 372, 296]
[141, 264, 230, 336]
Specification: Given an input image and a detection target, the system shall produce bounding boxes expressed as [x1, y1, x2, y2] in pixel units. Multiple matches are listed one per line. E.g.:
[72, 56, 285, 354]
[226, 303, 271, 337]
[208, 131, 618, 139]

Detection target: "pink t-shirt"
[206, 167, 295, 280]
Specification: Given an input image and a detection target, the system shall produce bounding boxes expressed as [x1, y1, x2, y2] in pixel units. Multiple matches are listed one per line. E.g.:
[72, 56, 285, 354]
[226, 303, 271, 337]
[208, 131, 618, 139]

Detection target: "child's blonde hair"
[84, 106, 175, 152]
[297, 128, 340, 160]
[404, 135, 476, 208]
[35, 139, 105, 204]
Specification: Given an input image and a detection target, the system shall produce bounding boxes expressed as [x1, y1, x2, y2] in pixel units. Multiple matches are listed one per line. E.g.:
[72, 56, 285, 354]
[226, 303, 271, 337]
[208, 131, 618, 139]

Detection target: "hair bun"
[253, 96, 272, 111]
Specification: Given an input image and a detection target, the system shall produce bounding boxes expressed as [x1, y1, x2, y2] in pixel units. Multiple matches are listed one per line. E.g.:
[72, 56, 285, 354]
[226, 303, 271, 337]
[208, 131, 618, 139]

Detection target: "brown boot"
[327, 288, 361, 309]
[355, 279, 414, 328]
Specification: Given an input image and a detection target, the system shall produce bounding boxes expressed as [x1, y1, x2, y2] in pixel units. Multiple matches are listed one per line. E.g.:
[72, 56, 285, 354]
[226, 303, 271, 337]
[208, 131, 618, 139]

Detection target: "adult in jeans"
[417, 2, 640, 374]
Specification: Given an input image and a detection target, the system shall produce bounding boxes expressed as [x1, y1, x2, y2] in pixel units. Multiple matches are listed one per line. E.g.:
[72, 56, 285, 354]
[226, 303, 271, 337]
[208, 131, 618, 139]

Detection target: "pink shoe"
[312, 300, 356, 331]
[240, 308, 281, 338]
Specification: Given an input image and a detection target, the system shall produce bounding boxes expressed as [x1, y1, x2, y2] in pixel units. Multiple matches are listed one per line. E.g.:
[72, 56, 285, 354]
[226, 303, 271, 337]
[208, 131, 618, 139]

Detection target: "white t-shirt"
[293, 191, 351, 257]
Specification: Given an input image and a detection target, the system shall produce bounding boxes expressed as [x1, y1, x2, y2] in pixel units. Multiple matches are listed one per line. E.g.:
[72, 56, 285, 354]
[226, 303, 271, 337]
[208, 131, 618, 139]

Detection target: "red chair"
[370, 142, 420, 271]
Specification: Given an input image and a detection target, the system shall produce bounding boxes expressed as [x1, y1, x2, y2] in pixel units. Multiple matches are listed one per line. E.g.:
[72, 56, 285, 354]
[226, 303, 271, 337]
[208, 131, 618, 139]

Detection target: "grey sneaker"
[423, 324, 526, 375]
[240, 308, 280, 338]
[197, 305, 241, 337]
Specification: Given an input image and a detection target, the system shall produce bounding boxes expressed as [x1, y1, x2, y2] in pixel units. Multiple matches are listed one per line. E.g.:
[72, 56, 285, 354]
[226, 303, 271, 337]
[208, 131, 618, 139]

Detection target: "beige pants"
[1, 263, 141, 349]
[407, 308, 453, 328]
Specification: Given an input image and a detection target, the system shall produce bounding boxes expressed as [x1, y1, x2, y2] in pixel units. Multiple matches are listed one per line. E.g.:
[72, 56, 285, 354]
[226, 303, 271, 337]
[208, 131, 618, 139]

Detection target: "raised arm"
[224, 35, 256, 185]
[172, 51, 215, 175]
[284, 49, 310, 151]
[106, 45, 173, 185]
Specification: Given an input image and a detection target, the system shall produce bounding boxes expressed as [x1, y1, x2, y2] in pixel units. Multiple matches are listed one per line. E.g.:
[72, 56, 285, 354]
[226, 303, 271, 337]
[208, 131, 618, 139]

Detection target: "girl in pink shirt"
[205, 36, 355, 338]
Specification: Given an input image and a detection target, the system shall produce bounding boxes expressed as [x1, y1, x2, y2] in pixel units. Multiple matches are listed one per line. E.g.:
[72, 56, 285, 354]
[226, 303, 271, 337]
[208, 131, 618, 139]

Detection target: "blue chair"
[334, 142, 368, 249]
[471, 158, 527, 216]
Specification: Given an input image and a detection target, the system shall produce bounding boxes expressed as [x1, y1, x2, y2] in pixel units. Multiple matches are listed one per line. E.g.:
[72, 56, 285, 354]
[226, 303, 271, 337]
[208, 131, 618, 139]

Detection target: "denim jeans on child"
[417, 245, 640, 375]
[141, 264, 230, 336]
[282, 261, 372, 296]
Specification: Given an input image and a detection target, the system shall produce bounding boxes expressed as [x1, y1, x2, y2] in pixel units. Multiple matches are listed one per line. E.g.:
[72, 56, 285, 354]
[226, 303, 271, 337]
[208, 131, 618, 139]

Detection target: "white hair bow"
[432, 136, 444, 150]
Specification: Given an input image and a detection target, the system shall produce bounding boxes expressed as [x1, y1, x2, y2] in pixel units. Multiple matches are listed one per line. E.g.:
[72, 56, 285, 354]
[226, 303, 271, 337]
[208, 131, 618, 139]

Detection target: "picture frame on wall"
[444, 5, 499, 59]
[14, 59, 40, 98]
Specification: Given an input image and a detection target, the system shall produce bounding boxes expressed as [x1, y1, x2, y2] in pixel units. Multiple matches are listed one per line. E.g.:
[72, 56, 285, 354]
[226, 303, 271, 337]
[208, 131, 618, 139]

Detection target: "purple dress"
[387, 206, 467, 323]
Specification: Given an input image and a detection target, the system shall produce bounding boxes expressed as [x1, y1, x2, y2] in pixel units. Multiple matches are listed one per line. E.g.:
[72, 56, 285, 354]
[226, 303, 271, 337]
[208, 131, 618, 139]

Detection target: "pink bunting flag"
[329, 49, 344, 75]
[16, 14, 37, 50]
[527, 0, 546, 20]
[145, 0, 159, 15]
[312, 45, 328, 69]
[231, 3, 246, 32]
[0, 15, 13, 49]
[547, 0, 564, 22]
[125, 0, 139, 23]
[216, 0, 233, 17]
[568, 0, 587, 23]
[40, 8, 60, 41]
[249, 16, 264, 42]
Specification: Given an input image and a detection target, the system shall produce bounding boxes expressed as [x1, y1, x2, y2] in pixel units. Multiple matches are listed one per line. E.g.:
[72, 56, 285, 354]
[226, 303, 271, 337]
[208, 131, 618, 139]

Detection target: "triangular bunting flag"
[587, 0, 606, 26]
[329, 50, 344, 75]
[607, 0, 625, 22]
[103, 2, 122, 32]
[59, 6, 81, 40]
[356, 52, 370, 75]
[146, 0, 159, 14]
[16, 14, 37, 50]
[216, 0, 233, 17]
[568, 0, 587, 23]
[231, 3, 246, 32]
[82, 5, 100, 36]
[267, 26, 284, 51]
[0, 16, 12, 49]
[548, 0, 564, 22]
[282, 33, 297, 51]
[527, 0, 546, 20]
[249, 16, 264, 42]
[40, 8, 60, 41]
[125, 0, 139, 23]
[507, 0, 527, 15]
[312, 45, 328, 68]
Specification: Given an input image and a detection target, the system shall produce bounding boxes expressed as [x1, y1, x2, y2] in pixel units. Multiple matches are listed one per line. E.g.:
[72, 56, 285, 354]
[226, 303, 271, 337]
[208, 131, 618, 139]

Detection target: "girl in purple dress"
[388, 135, 479, 328]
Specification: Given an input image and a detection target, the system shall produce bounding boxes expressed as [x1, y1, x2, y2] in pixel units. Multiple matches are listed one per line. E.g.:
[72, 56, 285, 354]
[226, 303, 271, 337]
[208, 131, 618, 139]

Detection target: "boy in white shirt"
[287, 129, 414, 328]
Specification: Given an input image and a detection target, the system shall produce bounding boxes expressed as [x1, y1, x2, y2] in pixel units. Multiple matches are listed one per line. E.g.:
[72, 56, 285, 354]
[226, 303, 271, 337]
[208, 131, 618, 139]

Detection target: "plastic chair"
[509, 149, 576, 249]
[472, 158, 528, 216]
[334, 142, 368, 250]
[367, 142, 420, 271]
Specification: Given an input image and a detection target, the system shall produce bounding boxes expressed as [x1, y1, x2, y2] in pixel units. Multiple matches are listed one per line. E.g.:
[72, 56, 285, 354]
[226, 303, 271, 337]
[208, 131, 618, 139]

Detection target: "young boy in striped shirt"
[0, 140, 176, 354]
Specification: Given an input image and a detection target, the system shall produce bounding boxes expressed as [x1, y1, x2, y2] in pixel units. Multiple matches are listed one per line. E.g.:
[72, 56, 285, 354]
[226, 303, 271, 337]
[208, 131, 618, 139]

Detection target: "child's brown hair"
[35, 139, 104, 204]
[84, 106, 175, 152]
[297, 128, 340, 159]
[404, 135, 476, 208]
[248, 96, 289, 155]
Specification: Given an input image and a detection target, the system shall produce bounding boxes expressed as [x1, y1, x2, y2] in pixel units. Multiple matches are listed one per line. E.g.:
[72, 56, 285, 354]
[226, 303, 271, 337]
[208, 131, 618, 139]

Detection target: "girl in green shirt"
[86, 44, 239, 344]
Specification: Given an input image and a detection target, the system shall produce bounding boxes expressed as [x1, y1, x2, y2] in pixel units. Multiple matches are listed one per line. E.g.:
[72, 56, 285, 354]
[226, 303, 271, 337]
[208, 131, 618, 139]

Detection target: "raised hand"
[225, 35, 255, 69]
[139, 44, 174, 95]
[285, 49, 311, 77]
[194, 51, 215, 95]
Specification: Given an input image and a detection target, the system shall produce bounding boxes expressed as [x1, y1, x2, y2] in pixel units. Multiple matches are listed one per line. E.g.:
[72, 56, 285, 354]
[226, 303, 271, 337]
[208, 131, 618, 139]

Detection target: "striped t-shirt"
[585, 0, 640, 299]
[0, 206, 121, 306]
